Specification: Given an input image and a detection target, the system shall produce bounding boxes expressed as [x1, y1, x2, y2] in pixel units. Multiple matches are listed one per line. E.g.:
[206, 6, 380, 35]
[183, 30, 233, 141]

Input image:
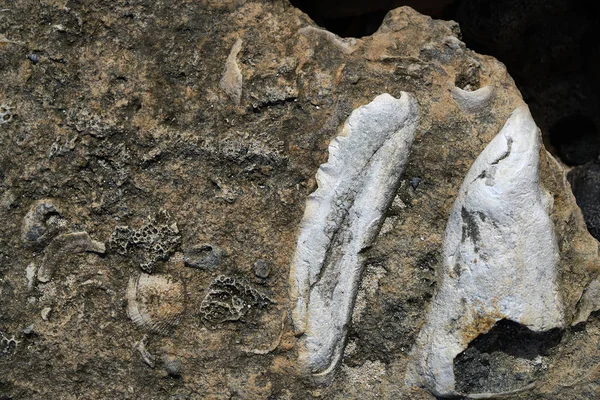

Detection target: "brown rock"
[0, 1, 598, 399]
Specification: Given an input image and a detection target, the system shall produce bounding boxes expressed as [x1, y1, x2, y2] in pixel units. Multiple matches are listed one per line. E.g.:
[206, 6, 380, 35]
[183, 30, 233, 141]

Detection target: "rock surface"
[0, 1, 599, 399]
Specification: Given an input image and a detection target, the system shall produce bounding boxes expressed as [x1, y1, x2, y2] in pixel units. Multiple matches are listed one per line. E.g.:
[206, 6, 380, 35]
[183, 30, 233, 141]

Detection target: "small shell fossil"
[183, 244, 223, 270]
[126, 273, 185, 335]
[451, 85, 495, 113]
[21, 199, 67, 246]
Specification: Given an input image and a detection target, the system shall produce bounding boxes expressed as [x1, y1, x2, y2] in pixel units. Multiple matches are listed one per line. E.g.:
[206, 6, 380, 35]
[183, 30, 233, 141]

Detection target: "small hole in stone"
[549, 114, 599, 166]
[455, 69, 481, 91]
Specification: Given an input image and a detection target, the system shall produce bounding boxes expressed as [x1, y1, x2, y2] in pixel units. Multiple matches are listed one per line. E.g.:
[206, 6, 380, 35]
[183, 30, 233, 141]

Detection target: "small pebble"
[23, 324, 34, 335]
[410, 177, 422, 190]
[27, 53, 39, 64]
[41, 307, 51, 320]
[183, 244, 223, 270]
[162, 354, 181, 377]
[254, 259, 271, 279]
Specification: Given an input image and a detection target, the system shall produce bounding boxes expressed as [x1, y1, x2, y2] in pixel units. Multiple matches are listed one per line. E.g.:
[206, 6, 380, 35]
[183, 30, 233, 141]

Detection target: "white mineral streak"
[289, 93, 419, 380]
[451, 85, 495, 113]
[406, 105, 564, 397]
[220, 38, 243, 105]
[298, 26, 360, 55]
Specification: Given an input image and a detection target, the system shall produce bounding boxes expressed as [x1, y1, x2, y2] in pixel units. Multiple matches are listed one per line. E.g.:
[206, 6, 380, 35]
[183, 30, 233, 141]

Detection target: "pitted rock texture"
[0, 1, 599, 399]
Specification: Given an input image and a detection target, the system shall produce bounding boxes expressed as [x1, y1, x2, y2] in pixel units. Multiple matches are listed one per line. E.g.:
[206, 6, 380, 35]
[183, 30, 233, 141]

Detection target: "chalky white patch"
[406, 105, 564, 397]
[289, 92, 419, 380]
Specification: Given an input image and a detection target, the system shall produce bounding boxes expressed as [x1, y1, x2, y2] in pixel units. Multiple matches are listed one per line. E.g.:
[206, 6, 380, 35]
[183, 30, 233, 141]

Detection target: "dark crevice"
[549, 114, 599, 166]
[454, 319, 562, 394]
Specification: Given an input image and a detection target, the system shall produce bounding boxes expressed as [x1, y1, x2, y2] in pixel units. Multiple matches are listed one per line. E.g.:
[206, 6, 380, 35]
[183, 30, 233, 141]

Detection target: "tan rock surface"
[0, 1, 598, 399]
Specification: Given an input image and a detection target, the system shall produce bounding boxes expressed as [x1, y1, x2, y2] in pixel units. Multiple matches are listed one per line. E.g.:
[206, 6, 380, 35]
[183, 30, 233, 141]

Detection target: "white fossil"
[406, 105, 564, 397]
[289, 92, 419, 380]
[451, 85, 495, 113]
[220, 38, 243, 105]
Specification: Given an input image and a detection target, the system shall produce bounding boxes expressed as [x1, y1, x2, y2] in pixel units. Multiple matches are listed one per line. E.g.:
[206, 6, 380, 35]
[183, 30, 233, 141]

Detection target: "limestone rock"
[0, 2, 598, 399]
[406, 106, 564, 397]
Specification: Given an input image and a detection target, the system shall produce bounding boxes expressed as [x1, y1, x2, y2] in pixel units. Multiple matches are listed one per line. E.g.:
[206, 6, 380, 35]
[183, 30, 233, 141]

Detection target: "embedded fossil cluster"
[20, 199, 106, 284]
[287, 94, 579, 398]
[2, 2, 600, 399]
[110, 210, 181, 273]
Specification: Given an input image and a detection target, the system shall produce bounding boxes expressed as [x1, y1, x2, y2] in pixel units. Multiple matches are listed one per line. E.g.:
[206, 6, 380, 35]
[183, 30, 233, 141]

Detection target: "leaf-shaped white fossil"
[289, 92, 419, 380]
[406, 105, 564, 397]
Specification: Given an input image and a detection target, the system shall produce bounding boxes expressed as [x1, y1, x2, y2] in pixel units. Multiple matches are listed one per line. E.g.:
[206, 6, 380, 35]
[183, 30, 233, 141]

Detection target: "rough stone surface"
[0, 1, 599, 399]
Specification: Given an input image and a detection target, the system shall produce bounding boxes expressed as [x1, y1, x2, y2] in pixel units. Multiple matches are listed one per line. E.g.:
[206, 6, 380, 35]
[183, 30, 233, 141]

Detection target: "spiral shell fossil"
[126, 273, 185, 335]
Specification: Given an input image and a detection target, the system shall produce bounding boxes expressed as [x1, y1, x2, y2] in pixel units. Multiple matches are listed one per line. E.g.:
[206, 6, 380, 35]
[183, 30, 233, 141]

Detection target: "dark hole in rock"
[549, 115, 599, 166]
[455, 67, 481, 91]
[568, 161, 600, 241]
[454, 319, 562, 395]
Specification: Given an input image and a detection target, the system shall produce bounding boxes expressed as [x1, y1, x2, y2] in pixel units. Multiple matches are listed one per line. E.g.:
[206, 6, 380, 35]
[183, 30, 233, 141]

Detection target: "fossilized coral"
[110, 210, 180, 273]
[199, 275, 272, 326]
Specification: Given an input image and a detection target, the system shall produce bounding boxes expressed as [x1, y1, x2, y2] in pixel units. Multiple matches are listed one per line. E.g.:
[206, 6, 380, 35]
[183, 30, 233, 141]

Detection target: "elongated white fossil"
[289, 92, 419, 380]
[220, 38, 243, 105]
[406, 105, 564, 397]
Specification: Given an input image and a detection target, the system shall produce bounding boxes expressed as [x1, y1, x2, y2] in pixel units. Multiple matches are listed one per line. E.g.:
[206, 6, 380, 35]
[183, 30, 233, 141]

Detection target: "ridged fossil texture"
[126, 273, 186, 335]
[289, 92, 419, 380]
[37, 232, 106, 283]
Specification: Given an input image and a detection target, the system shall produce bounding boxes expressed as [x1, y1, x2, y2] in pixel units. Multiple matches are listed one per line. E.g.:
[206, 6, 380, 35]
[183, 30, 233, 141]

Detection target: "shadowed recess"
[454, 320, 562, 394]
